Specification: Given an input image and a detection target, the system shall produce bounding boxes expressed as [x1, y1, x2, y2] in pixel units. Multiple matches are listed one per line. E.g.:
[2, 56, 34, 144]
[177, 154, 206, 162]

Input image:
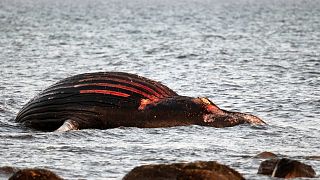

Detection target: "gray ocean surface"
[0, 0, 319, 179]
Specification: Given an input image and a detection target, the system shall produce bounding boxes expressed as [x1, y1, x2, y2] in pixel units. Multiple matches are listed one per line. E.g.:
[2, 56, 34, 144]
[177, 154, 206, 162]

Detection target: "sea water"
[0, 0, 319, 179]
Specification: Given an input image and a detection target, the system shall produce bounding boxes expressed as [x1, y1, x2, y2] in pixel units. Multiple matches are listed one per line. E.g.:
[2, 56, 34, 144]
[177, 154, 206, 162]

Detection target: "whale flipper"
[55, 119, 79, 132]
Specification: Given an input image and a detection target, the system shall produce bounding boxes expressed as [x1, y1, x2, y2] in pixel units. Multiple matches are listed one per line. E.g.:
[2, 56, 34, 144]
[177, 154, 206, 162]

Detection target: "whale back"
[15, 72, 178, 131]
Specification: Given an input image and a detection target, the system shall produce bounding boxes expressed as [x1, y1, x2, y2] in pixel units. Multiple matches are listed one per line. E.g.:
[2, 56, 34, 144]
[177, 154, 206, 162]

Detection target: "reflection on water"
[0, 0, 319, 179]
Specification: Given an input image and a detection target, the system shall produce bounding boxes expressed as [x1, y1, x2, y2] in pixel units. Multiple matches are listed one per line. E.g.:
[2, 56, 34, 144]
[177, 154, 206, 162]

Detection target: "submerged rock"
[305, 156, 320, 161]
[9, 168, 63, 180]
[258, 158, 316, 179]
[0, 166, 19, 178]
[254, 151, 277, 159]
[123, 161, 245, 180]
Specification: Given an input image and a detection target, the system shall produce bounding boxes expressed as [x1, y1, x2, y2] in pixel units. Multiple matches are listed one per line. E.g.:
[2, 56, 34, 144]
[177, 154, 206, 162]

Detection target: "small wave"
[202, 34, 226, 40]
[0, 133, 34, 140]
[0, 121, 25, 132]
[176, 53, 199, 59]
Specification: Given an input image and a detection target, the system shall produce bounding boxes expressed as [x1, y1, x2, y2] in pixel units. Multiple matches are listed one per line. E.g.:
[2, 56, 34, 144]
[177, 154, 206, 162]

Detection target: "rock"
[254, 151, 277, 159]
[258, 158, 316, 179]
[123, 161, 245, 180]
[8, 168, 63, 180]
[0, 166, 20, 178]
[177, 169, 230, 180]
[305, 156, 320, 160]
[0, 166, 19, 174]
[257, 158, 278, 175]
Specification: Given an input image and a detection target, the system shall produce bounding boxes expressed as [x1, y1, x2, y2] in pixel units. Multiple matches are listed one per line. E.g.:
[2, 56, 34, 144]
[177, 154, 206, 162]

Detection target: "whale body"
[15, 72, 266, 131]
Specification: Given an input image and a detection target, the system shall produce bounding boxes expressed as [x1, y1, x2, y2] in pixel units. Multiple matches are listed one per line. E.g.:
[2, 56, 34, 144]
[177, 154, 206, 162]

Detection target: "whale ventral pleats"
[77, 72, 177, 100]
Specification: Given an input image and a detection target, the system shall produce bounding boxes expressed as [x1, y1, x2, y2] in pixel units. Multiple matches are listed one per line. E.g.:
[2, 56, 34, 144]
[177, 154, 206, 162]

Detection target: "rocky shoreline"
[1, 152, 317, 180]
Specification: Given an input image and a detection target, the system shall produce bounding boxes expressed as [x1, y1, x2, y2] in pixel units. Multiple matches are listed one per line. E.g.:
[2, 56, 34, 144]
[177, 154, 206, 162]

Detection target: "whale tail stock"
[195, 97, 266, 128]
[231, 111, 266, 125]
[140, 96, 266, 128]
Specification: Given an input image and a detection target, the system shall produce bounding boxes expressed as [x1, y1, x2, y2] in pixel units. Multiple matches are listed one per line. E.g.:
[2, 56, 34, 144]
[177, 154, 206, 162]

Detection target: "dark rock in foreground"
[258, 158, 279, 175]
[258, 158, 316, 179]
[123, 161, 245, 180]
[9, 168, 63, 180]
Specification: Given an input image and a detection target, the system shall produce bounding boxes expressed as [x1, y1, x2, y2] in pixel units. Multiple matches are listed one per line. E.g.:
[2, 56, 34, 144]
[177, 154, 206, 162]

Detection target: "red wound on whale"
[76, 83, 157, 100]
[138, 98, 160, 110]
[79, 90, 130, 97]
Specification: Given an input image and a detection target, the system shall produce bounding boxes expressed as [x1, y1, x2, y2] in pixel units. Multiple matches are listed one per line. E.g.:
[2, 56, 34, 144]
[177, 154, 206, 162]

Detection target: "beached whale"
[15, 72, 266, 131]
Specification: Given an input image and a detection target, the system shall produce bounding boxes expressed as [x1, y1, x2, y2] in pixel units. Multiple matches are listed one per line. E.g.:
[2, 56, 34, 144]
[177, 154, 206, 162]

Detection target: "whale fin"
[55, 119, 79, 132]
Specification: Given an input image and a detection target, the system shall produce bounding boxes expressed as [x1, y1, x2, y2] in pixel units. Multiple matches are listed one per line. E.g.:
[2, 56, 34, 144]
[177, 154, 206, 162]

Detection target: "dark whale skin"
[15, 72, 265, 131]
